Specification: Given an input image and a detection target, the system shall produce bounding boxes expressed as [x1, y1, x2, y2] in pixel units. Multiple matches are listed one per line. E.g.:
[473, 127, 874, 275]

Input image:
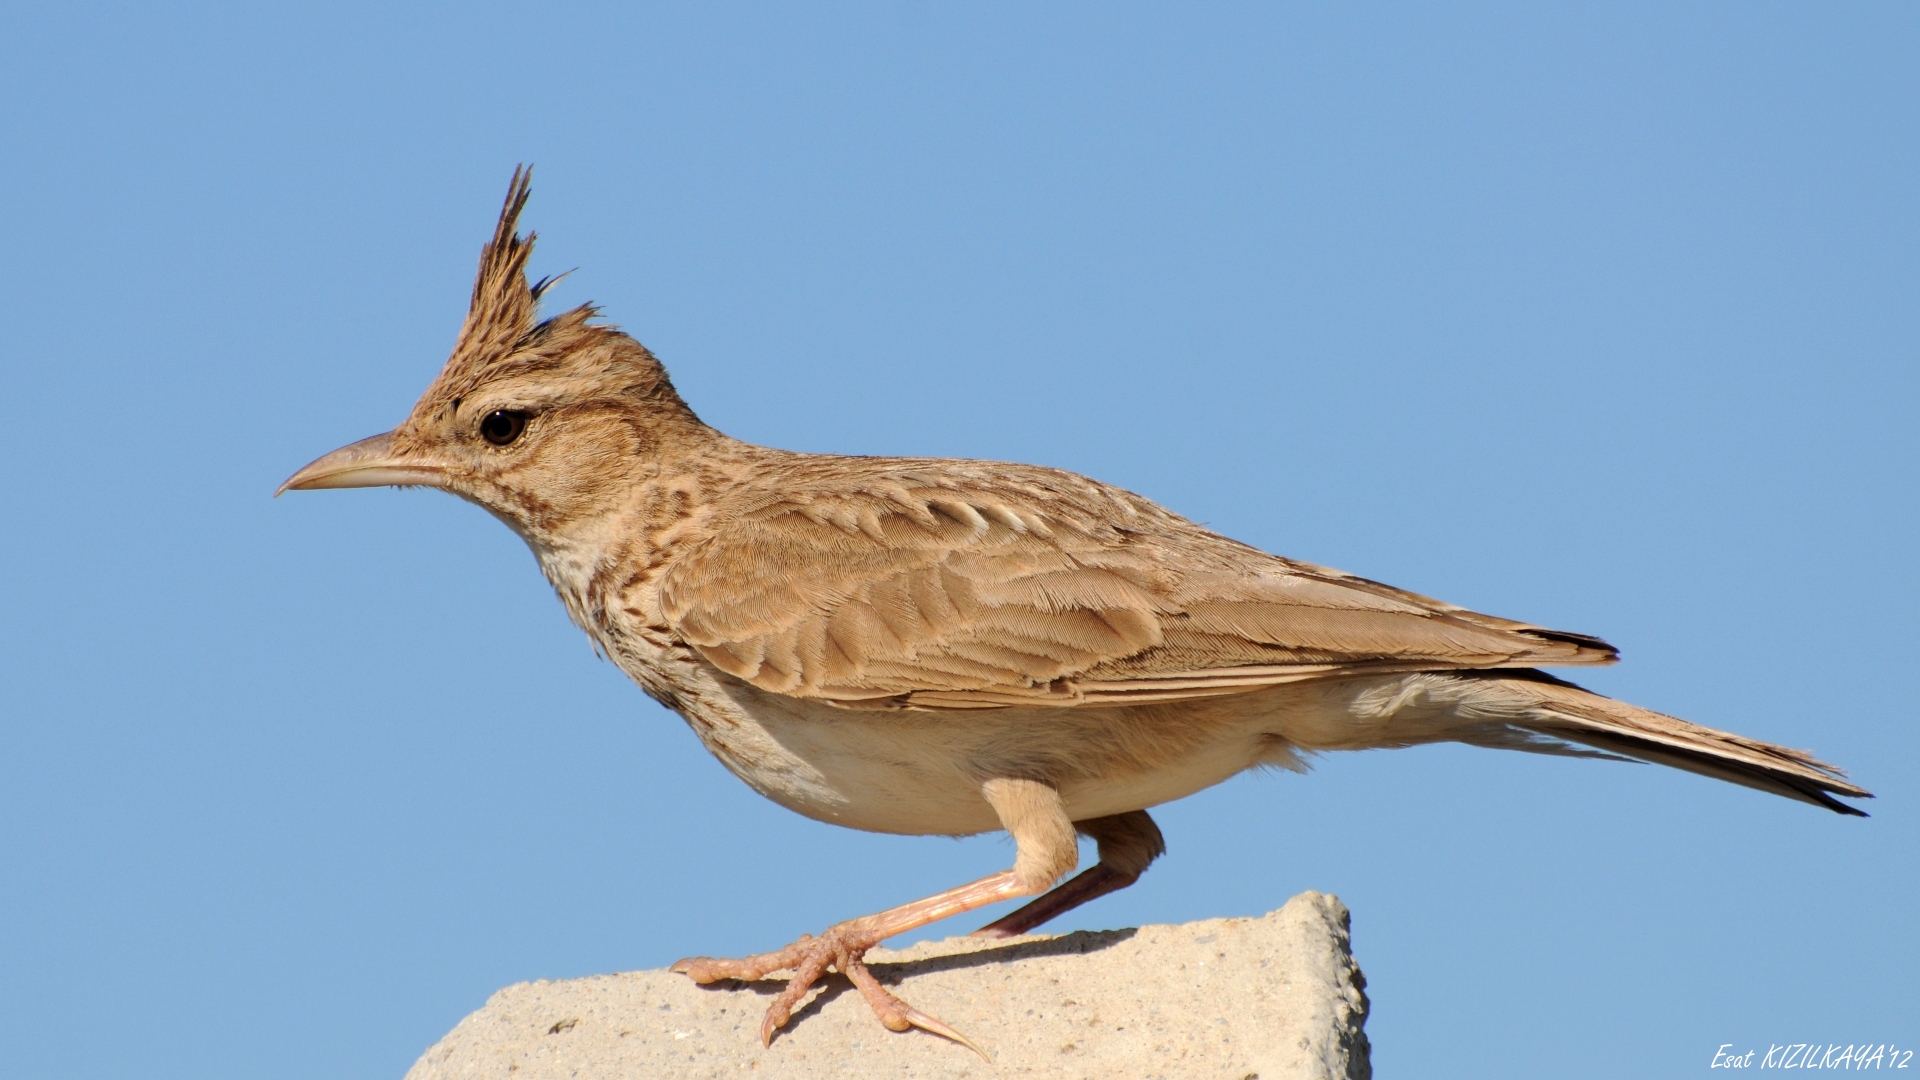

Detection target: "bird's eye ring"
[480, 409, 529, 446]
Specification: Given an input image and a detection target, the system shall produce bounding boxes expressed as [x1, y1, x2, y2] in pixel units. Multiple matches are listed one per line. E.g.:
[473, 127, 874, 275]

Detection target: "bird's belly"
[682, 690, 1014, 835]
[680, 680, 1278, 836]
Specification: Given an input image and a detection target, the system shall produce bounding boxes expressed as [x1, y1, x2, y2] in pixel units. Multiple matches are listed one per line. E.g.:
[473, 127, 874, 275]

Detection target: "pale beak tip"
[276, 430, 447, 496]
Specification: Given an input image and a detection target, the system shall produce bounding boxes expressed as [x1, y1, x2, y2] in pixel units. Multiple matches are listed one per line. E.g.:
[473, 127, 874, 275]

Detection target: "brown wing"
[659, 459, 1615, 709]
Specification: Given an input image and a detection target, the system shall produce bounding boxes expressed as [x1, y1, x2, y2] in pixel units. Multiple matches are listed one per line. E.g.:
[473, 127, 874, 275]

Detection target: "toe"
[758, 946, 836, 1045]
[670, 938, 811, 984]
[671, 956, 745, 984]
[843, 957, 990, 1060]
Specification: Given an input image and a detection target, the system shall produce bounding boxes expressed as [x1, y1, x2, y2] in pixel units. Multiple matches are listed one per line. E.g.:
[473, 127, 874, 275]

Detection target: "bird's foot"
[672, 926, 986, 1059]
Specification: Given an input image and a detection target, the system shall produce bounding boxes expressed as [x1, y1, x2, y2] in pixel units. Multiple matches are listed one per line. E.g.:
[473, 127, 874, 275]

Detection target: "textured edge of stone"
[405, 890, 1370, 1080]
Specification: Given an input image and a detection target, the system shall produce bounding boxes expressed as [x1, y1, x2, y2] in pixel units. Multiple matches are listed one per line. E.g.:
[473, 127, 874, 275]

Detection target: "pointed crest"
[399, 167, 701, 438]
[453, 165, 539, 365]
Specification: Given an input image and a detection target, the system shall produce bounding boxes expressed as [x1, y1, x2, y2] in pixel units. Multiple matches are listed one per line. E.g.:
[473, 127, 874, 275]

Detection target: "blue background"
[2, 4, 1914, 1076]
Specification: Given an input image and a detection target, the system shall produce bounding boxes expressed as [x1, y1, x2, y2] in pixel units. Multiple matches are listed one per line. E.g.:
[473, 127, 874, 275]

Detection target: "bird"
[281, 168, 1870, 1056]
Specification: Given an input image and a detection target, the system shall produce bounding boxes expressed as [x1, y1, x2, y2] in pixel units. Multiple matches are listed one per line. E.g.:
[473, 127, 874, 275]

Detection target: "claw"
[759, 1008, 780, 1048]
[842, 954, 990, 1061]
[899, 1005, 989, 1061]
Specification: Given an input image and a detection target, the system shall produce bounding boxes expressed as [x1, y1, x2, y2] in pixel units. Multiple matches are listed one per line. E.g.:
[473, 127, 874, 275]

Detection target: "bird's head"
[279, 168, 711, 541]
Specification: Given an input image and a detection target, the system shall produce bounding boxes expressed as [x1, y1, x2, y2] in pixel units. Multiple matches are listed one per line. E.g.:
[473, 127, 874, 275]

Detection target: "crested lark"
[283, 170, 1869, 1055]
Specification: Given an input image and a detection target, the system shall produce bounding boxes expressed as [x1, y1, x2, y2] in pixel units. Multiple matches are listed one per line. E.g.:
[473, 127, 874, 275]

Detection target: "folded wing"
[660, 461, 1615, 709]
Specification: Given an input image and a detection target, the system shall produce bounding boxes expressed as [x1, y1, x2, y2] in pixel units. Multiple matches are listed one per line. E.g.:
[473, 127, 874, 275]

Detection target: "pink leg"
[672, 869, 1032, 1058]
[971, 863, 1139, 938]
[972, 809, 1166, 938]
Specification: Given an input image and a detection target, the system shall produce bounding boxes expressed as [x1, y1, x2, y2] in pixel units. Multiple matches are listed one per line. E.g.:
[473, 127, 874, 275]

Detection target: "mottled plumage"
[282, 170, 1868, 1056]
[661, 454, 1616, 708]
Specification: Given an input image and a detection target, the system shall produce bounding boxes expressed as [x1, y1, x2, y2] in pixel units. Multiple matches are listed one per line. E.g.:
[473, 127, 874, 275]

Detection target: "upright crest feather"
[403, 166, 699, 432]
[452, 165, 540, 368]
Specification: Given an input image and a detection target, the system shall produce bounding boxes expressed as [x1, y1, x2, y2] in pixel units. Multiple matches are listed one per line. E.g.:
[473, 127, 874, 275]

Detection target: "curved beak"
[276, 431, 448, 496]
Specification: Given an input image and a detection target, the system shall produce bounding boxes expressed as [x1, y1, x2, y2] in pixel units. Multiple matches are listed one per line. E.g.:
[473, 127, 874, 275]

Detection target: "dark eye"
[479, 409, 528, 446]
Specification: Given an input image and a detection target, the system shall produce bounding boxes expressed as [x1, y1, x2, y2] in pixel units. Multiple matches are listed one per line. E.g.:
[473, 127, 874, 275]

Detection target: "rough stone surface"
[404, 891, 1370, 1080]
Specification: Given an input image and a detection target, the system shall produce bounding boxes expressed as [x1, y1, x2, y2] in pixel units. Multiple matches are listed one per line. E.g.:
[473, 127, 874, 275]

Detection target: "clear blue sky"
[2, 4, 1914, 1077]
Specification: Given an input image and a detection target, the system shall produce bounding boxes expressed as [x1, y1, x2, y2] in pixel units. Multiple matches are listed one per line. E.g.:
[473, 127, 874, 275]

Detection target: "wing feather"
[660, 459, 1615, 708]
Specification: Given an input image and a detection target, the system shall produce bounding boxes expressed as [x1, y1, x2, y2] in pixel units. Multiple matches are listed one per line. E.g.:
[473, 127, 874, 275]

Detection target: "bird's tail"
[1452, 670, 1871, 816]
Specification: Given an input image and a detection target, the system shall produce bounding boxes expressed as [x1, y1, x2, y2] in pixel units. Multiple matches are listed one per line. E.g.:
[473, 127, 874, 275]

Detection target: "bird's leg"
[968, 865, 1129, 938]
[973, 809, 1165, 938]
[671, 778, 1080, 1057]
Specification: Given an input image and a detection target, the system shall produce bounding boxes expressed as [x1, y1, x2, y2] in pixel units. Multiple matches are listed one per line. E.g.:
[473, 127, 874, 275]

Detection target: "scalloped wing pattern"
[660, 462, 1615, 709]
